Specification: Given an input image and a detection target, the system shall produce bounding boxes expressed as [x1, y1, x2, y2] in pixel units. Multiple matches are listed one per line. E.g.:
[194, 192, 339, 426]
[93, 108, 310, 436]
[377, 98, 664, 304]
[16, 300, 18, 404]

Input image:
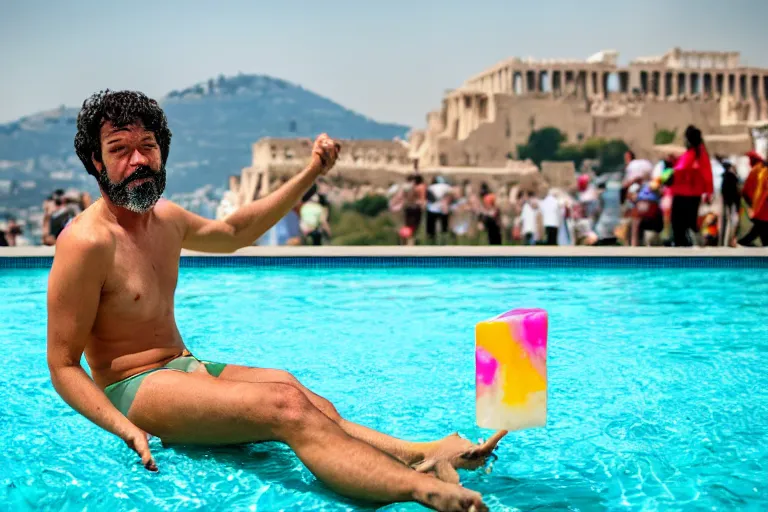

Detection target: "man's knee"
[253, 383, 319, 437]
[272, 369, 301, 387]
[261, 370, 342, 423]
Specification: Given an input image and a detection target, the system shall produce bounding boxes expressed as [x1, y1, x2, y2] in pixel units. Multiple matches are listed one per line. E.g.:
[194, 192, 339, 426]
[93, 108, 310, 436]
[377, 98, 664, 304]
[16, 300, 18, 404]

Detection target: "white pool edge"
[1, 246, 766, 258]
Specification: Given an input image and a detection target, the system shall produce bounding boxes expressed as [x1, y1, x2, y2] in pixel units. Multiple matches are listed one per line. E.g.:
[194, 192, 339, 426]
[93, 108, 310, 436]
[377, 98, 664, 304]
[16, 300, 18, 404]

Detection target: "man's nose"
[128, 148, 149, 167]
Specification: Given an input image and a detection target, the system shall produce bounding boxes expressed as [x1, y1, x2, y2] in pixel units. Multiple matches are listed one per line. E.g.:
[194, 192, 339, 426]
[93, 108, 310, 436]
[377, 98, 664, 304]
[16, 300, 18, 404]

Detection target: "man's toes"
[412, 458, 437, 473]
[477, 430, 507, 453]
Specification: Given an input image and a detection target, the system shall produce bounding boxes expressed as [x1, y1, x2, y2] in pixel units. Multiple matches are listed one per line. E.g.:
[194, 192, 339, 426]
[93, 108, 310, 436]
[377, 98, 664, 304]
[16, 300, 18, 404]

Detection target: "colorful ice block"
[475, 308, 547, 431]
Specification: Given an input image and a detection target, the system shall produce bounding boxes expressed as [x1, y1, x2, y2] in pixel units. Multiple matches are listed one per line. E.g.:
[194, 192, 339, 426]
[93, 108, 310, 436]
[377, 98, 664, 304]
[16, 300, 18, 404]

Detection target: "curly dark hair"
[74, 90, 172, 177]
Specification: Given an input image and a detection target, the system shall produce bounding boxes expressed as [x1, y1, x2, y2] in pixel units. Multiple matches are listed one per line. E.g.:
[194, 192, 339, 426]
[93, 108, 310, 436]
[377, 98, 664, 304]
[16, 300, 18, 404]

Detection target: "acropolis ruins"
[224, 48, 766, 211]
[409, 47, 765, 169]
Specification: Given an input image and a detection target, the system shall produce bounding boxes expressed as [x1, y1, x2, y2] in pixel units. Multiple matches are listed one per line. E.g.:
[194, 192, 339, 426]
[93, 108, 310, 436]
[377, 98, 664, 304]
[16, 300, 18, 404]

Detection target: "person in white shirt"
[516, 191, 539, 245]
[425, 176, 454, 244]
[539, 189, 561, 245]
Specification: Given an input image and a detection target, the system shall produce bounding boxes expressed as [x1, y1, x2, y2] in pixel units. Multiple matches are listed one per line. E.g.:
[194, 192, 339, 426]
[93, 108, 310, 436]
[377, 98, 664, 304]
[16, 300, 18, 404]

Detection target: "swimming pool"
[1, 257, 767, 511]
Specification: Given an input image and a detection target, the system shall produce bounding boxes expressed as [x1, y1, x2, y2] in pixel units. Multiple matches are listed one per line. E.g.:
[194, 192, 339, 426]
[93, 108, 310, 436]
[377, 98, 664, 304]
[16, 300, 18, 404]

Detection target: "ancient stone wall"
[434, 99, 513, 168]
[497, 96, 593, 147]
[591, 100, 720, 157]
[230, 134, 547, 209]
[428, 95, 594, 167]
[252, 137, 412, 169]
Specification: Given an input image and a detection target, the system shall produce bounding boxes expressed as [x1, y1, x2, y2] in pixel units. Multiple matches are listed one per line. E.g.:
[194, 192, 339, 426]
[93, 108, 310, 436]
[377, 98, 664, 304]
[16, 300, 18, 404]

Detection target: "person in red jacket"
[738, 151, 768, 247]
[670, 125, 714, 246]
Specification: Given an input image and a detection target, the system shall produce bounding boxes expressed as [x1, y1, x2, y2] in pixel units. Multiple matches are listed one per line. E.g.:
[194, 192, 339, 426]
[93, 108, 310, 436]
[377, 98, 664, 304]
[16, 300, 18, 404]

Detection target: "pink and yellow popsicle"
[475, 308, 547, 431]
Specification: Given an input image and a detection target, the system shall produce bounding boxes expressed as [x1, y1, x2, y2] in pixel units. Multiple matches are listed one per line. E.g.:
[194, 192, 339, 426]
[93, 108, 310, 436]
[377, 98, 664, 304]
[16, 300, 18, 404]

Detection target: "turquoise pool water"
[1, 262, 767, 511]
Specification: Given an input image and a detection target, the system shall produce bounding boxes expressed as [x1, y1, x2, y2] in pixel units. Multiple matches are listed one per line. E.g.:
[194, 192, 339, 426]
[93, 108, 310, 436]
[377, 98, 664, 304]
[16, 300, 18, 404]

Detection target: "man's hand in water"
[309, 133, 341, 175]
[120, 424, 157, 471]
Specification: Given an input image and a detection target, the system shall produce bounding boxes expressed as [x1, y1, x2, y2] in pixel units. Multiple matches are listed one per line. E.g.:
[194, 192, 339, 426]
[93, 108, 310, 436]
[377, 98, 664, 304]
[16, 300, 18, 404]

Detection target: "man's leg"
[217, 365, 505, 471]
[128, 370, 486, 511]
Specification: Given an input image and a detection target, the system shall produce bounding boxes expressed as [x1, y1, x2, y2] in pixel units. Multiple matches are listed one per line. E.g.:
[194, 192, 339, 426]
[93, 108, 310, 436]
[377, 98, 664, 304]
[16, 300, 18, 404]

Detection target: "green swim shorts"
[103, 354, 227, 417]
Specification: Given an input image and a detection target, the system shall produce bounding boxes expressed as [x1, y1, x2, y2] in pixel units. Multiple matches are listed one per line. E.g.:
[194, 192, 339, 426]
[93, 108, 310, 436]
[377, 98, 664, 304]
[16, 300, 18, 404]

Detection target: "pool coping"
[0, 245, 766, 258]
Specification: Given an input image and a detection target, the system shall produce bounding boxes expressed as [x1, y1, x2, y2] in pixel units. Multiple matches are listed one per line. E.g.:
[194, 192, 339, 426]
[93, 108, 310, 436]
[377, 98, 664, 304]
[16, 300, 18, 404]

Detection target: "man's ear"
[91, 153, 103, 173]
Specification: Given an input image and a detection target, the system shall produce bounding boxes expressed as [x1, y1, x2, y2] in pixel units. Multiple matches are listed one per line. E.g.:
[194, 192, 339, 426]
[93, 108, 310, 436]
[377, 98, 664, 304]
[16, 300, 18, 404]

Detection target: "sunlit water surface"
[1, 265, 766, 511]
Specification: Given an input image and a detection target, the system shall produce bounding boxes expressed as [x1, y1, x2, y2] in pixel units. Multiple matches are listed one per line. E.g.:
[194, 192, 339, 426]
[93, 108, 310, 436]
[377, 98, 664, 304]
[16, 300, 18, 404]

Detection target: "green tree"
[599, 139, 630, 172]
[517, 127, 566, 165]
[554, 144, 584, 168]
[516, 127, 630, 174]
[580, 137, 630, 173]
[654, 128, 677, 145]
[580, 137, 604, 160]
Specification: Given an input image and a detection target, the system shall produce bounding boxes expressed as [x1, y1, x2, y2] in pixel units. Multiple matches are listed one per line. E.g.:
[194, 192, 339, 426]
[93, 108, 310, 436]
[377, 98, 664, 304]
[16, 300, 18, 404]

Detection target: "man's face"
[93, 121, 166, 213]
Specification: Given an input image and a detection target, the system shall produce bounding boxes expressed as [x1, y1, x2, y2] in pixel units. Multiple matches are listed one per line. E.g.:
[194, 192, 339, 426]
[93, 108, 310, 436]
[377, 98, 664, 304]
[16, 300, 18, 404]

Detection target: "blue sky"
[2, 0, 765, 128]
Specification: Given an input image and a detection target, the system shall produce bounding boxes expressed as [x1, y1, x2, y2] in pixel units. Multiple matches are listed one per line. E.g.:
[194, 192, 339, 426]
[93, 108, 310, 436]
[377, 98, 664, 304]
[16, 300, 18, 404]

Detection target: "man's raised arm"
[174, 134, 340, 253]
[47, 228, 156, 471]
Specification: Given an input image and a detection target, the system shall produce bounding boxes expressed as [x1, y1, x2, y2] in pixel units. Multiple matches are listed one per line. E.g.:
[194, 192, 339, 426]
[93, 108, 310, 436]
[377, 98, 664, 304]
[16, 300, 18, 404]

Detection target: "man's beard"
[97, 164, 167, 213]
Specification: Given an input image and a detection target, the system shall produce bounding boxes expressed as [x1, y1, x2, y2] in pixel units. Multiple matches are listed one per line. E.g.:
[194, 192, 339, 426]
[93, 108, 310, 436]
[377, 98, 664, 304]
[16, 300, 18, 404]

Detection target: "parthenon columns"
[468, 66, 618, 98]
[670, 73, 678, 97]
[464, 63, 768, 106]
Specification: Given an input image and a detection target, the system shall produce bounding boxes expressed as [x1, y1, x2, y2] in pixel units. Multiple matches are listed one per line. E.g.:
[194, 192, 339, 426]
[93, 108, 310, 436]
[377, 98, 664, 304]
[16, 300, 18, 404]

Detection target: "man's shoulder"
[54, 210, 115, 260]
[152, 199, 192, 237]
[153, 198, 180, 214]
[153, 198, 196, 225]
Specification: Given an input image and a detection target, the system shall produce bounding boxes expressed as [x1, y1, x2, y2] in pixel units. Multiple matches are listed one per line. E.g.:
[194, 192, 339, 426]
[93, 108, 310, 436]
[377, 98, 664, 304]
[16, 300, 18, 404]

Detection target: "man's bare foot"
[413, 430, 507, 482]
[414, 479, 488, 512]
[421, 430, 508, 469]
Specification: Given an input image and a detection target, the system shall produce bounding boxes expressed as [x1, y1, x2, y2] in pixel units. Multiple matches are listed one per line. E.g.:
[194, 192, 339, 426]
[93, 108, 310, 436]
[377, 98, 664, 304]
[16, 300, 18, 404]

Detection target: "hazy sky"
[2, 0, 766, 128]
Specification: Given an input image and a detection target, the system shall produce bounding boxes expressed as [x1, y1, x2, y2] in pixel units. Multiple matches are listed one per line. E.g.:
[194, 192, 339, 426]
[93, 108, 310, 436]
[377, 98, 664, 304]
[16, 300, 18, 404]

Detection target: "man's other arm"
[46, 228, 156, 470]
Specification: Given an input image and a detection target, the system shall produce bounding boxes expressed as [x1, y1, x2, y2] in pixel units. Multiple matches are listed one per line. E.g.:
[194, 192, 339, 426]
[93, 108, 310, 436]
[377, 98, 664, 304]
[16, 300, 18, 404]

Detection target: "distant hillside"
[0, 73, 410, 210]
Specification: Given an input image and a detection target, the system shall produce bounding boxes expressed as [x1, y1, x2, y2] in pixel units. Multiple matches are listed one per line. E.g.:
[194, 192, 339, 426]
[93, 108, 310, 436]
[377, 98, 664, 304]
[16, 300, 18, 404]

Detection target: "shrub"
[341, 194, 390, 217]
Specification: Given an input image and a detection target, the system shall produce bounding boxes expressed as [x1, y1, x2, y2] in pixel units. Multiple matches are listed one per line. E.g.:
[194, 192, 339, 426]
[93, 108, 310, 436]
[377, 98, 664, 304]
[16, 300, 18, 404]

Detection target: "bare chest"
[95, 232, 180, 333]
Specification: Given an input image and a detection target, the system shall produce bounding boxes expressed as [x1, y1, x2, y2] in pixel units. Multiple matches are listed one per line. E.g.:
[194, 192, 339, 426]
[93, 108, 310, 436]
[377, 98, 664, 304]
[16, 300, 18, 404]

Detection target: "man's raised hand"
[310, 133, 341, 175]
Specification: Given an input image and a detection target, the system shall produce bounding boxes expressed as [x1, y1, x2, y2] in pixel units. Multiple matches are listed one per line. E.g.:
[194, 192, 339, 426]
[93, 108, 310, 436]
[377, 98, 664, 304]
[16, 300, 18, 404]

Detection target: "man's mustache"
[115, 166, 161, 189]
